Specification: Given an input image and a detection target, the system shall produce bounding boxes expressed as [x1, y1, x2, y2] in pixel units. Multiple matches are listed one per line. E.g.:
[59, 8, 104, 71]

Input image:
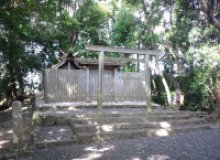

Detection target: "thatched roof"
[52, 54, 82, 69]
[52, 54, 122, 69]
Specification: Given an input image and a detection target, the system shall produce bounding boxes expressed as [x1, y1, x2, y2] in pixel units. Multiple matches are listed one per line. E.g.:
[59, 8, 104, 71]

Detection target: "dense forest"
[0, 0, 220, 112]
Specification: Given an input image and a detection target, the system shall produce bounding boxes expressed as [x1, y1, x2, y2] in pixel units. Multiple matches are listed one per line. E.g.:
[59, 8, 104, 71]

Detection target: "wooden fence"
[44, 69, 146, 103]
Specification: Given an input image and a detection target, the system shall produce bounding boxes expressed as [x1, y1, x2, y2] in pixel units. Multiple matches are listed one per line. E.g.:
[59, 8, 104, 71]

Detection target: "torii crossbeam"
[86, 45, 162, 115]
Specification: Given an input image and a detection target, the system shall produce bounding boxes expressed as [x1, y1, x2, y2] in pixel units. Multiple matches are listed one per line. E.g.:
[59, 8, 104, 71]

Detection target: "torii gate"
[86, 45, 162, 115]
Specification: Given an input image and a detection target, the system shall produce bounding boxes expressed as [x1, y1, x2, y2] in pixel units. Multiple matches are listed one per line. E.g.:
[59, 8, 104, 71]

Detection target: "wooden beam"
[145, 54, 152, 113]
[86, 45, 161, 55]
[97, 51, 104, 115]
[76, 57, 145, 64]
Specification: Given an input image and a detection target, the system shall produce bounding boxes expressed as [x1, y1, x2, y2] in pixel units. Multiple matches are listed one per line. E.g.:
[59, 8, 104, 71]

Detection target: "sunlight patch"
[147, 154, 170, 160]
[84, 145, 115, 152]
[67, 107, 78, 111]
[155, 129, 169, 137]
[111, 111, 119, 114]
[58, 128, 67, 132]
[72, 152, 102, 160]
[159, 122, 171, 129]
[6, 129, 13, 134]
[76, 115, 86, 118]
[0, 140, 10, 149]
[132, 157, 142, 160]
[101, 124, 113, 132]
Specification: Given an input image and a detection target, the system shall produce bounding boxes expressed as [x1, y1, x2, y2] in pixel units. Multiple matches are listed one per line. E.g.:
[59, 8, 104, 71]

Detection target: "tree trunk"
[158, 68, 172, 108]
[154, 57, 172, 107]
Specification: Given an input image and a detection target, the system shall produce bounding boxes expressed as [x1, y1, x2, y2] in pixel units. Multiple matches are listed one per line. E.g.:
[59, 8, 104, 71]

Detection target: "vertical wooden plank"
[123, 73, 126, 102]
[47, 70, 51, 103]
[57, 70, 59, 103]
[97, 51, 104, 115]
[51, 70, 55, 103]
[72, 70, 75, 102]
[130, 73, 132, 101]
[76, 70, 79, 102]
[67, 70, 69, 102]
[78, 70, 80, 102]
[119, 72, 122, 102]
[67, 69, 69, 102]
[58, 70, 61, 102]
[82, 70, 84, 101]
[142, 73, 145, 101]
[43, 70, 47, 103]
[61, 70, 63, 102]
[131, 73, 133, 101]
[51, 70, 54, 103]
[75, 70, 77, 102]
[68, 67, 70, 102]
[84, 70, 87, 101]
[113, 69, 117, 102]
[90, 70, 94, 101]
[121, 73, 123, 102]
[54, 69, 56, 103]
[89, 70, 92, 101]
[145, 54, 152, 113]
[116, 72, 118, 102]
[136, 73, 138, 101]
[65, 70, 67, 102]
[52, 70, 55, 103]
[47, 70, 50, 103]
[103, 71, 106, 102]
[78, 70, 80, 101]
[79, 70, 82, 101]
[42, 70, 45, 92]
[46, 70, 49, 103]
[117, 72, 119, 102]
[94, 71, 97, 101]
[58, 70, 60, 103]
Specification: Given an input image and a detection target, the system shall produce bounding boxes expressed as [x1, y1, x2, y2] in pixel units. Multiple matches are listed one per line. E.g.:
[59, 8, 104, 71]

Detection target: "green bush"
[152, 75, 167, 106]
[176, 66, 211, 111]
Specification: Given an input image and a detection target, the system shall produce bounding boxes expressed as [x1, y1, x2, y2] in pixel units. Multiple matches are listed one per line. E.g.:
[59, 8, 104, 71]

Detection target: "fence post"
[12, 101, 23, 149]
[145, 54, 152, 113]
[97, 51, 104, 115]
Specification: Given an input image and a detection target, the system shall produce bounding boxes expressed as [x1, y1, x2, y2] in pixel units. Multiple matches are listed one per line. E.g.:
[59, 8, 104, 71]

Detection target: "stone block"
[43, 116, 56, 126]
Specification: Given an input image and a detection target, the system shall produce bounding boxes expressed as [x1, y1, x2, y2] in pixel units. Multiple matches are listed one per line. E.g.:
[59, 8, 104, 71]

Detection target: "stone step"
[35, 111, 199, 126]
[71, 118, 207, 133]
[36, 108, 200, 117]
[36, 104, 159, 112]
[33, 121, 220, 148]
[69, 114, 193, 125]
[35, 138, 75, 149]
[76, 124, 214, 144]
[33, 125, 77, 149]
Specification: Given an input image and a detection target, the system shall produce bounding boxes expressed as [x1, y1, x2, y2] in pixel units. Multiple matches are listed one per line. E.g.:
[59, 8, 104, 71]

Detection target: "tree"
[111, 8, 136, 47]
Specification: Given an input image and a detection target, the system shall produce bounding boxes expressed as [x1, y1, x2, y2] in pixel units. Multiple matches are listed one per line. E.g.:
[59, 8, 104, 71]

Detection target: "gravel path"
[18, 128, 220, 160]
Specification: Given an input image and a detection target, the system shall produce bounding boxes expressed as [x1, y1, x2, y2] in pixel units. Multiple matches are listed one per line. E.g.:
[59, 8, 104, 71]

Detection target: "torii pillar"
[97, 51, 104, 114]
